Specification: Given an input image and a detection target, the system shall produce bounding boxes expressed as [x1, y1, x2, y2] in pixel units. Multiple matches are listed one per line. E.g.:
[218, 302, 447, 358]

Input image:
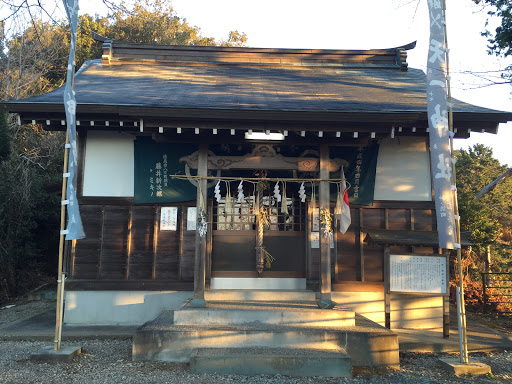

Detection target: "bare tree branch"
[476, 168, 512, 200]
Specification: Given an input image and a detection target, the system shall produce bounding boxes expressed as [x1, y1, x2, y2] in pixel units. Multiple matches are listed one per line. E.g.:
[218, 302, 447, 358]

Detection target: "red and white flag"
[335, 167, 351, 234]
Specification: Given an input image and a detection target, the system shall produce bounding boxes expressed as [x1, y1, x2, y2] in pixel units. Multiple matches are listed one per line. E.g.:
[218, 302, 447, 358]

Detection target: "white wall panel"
[374, 137, 432, 201]
[83, 131, 134, 196]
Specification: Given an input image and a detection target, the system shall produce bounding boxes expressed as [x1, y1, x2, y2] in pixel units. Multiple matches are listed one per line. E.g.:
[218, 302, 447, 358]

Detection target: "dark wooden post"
[318, 143, 334, 309]
[442, 249, 450, 338]
[384, 246, 391, 329]
[191, 142, 208, 307]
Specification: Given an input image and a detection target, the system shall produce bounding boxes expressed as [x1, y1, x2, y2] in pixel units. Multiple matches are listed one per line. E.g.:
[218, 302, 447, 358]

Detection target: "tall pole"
[444, 0, 468, 364]
[54, 131, 70, 351]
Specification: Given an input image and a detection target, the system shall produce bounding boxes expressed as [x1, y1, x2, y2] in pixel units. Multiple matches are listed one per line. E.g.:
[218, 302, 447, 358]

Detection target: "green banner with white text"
[134, 138, 378, 206]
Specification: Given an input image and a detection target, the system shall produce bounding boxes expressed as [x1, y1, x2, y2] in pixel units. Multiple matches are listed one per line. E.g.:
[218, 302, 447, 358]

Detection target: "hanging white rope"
[273, 182, 282, 202]
[214, 180, 221, 203]
[237, 180, 245, 202]
[299, 182, 306, 203]
[281, 181, 289, 214]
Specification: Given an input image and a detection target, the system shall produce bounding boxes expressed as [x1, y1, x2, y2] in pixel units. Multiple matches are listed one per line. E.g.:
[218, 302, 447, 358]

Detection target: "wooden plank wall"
[71, 201, 437, 289]
[70, 202, 195, 290]
[307, 201, 437, 283]
[337, 202, 437, 283]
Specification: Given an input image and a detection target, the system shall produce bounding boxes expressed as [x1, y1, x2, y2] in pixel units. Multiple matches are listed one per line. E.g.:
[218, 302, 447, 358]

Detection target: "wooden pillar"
[318, 143, 333, 307]
[191, 142, 208, 307]
[384, 246, 391, 329]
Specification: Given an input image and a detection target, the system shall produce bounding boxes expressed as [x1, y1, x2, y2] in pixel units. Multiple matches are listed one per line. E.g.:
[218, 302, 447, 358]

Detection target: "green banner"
[134, 137, 197, 204]
[134, 139, 379, 206]
[330, 143, 379, 206]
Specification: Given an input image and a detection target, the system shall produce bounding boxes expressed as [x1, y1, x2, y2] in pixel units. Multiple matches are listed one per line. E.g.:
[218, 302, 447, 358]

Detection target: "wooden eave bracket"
[396, 48, 408, 71]
[102, 41, 113, 66]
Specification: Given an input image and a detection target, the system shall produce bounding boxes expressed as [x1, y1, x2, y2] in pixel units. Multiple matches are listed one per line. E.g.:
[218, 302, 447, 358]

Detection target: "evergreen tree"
[455, 144, 512, 274]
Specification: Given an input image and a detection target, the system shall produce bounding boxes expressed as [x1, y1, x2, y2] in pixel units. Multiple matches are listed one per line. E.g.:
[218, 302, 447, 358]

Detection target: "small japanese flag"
[338, 167, 351, 234]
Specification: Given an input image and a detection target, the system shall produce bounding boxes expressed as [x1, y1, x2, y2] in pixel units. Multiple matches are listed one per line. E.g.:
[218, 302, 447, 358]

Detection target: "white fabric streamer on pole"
[426, 0, 456, 249]
[62, 0, 85, 240]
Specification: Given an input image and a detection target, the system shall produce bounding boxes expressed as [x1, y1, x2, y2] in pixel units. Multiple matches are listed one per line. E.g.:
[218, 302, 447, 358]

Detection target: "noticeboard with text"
[389, 254, 448, 295]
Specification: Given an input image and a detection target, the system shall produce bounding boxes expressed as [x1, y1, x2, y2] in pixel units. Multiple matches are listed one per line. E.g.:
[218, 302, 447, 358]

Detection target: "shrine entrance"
[211, 180, 307, 281]
[179, 143, 347, 293]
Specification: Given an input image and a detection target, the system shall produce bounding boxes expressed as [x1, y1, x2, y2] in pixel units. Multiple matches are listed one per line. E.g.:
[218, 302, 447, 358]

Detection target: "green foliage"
[2, 19, 69, 99]
[106, 0, 246, 47]
[0, 0, 248, 100]
[456, 144, 511, 246]
[0, 112, 11, 161]
[75, 14, 110, 72]
[454, 144, 512, 286]
[107, 0, 213, 45]
[222, 30, 248, 47]
[476, 0, 512, 57]
[0, 118, 63, 304]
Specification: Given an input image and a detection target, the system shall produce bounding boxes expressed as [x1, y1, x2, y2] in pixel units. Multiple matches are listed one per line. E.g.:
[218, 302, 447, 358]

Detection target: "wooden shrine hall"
[3, 37, 512, 331]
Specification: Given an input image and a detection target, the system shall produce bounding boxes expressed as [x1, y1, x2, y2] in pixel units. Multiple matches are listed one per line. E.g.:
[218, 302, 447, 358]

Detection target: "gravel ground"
[0, 300, 55, 327]
[1, 301, 512, 383]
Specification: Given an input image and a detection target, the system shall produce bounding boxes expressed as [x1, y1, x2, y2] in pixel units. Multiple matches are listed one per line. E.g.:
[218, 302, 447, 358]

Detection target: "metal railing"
[480, 272, 512, 314]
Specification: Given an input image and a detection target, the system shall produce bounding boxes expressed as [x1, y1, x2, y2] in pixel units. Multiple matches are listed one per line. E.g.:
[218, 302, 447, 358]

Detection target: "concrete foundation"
[332, 291, 444, 329]
[438, 357, 491, 377]
[174, 301, 355, 327]
[31, 346, 82, 362]
[132, 306, 399, 368]
[190, 347, 352, 377]
[64, 290, 192, 325]
[64, 289, 444, 330]
[210, 278, 307, 290]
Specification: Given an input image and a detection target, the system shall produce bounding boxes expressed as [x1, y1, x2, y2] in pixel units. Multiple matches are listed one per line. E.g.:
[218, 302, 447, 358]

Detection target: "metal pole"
[444, 0, 468, 364]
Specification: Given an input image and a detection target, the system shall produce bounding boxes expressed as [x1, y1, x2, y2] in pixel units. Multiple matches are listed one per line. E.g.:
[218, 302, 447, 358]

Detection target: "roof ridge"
[99, 39, 416, 70]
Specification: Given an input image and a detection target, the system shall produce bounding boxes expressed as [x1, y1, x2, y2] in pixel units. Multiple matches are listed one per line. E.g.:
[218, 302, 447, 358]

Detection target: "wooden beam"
[192, 142, 208, 307]
[384, 246, 391, 329]
[359, 208, 365, 282]
[98, 207, 105, 279]
[126, 206, 133, 280]
[152, 206, 159, 280]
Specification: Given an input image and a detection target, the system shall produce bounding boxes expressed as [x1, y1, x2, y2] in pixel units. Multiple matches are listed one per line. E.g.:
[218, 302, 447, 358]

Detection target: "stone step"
[174, 300, 355, 327]
[189, 347, 352, 378]
[204, 289, 316, 302]
[132, 310, 399, 368]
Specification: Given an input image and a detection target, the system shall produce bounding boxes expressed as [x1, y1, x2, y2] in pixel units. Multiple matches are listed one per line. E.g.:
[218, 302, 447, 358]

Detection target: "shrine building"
[3, 38, 510, 332]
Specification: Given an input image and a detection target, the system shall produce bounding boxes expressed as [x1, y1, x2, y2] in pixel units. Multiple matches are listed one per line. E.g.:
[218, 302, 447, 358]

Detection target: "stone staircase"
[132, 290, 399, 378]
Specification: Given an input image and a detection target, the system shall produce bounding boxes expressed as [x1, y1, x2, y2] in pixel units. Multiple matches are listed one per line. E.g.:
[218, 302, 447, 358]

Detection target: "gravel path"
[0, 300, 54, 327]
[2, 301, 512, 383]
[1, 340, 512, 383]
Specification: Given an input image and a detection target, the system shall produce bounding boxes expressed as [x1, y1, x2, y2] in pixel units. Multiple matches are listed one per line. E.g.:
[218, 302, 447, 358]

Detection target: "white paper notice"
[311, 232, 319, 248]
[310, 232, 334, 249]
[187, 207, 197, 230]
[160, 207, 178, 231]
[312, 208, 319, 232]
[389, 254, 447, 294]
